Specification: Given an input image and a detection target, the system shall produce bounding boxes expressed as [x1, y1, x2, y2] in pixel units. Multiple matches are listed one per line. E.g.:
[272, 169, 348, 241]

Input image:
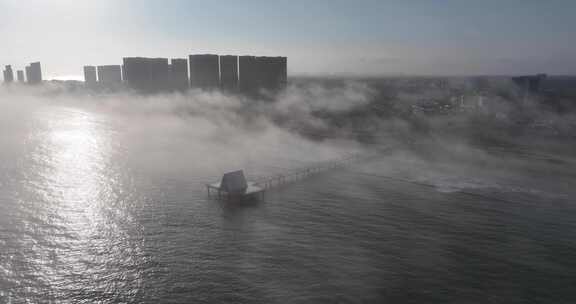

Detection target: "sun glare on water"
[24, 107, 145, 298]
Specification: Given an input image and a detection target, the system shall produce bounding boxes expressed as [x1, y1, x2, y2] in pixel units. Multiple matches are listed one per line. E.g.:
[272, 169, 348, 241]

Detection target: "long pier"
[206, 151, 379, 200]
[253, 152, 370, 190]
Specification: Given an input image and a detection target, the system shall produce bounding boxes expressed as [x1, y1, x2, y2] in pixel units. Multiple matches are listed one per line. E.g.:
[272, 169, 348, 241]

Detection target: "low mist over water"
[1, 79, 576, 303]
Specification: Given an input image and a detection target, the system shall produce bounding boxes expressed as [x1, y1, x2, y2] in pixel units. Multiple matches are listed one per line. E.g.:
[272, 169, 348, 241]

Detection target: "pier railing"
[253, 152, 371, 190]
[206, 151, 380, 199]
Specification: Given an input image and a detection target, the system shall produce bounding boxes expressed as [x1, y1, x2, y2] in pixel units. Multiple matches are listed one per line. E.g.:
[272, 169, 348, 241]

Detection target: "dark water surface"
[1, 104, 576, 303]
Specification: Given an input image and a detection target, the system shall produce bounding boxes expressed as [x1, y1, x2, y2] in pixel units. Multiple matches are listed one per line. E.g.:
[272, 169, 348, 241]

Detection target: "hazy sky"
[1, 0, 575, 79]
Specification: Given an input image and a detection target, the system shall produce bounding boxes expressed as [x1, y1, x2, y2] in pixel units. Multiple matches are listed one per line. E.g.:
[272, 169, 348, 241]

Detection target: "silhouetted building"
[238, 55, 287, 95]
[278, 56, 288, 88]
[541, 76, 576, 97]
[189, 54, 219, 89]
[97, 65, 122, 86]
[83, 66, 97, 87]
[512, 74, 547, 94]
[149, 58, 170, 92]
[123, 57, 151, 93]
[255, 56, 287, 91]
[238, 55, 258, 94]
[255, 57, 269, 89]
[123, 57, 182, 93]
[27, 62, 42, 85]
[17, 70, 24, 82]
[531, 76, 576, 113]
[219, 55, 238, 91]
[121, 53, 286, 94]
[25, 66, 31, 84]
[3, 65, 14, 83]
[170, 58, 189, 92]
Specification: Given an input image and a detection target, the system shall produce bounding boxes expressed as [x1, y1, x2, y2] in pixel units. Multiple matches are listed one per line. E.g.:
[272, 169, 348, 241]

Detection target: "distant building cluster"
[1, 53, 287, 96]
[5, 57, 569, 107]
[2, 62, 42, 85]
[3, 65, 13, 83]
[83, 54, 287, 95]
[511, 74, 547, 94]
[122, 57, 188, 93]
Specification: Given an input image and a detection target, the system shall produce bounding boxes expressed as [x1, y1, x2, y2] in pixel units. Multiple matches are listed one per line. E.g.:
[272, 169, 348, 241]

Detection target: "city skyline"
[1, 0, 575, 79]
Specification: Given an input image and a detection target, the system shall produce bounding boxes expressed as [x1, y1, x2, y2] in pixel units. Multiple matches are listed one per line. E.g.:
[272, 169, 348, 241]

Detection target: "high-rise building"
[123, 57, 182, 93]
[256, 56, 274, 90]
[189, 54, 219, 89]
[170, 58, 189, 92]
[27, 62, 42, 84]
[255, 56, 288, 92]
[3, 65, 14, 83]
[220, 55, 238, 91]
[512, 74, 547, 94]
[238, 55, 287, 95]
[83, 66, 97, 87]
[97, 65, 122, 85]
[238, 55, 258, 94]
[278, 56, 288, 88]
[25, 66, 31, 84]
[17, 70, 24, 82]
[123, 57, 151, 93]
[149, 58, 170, 92]
[119, 54, 287, 94]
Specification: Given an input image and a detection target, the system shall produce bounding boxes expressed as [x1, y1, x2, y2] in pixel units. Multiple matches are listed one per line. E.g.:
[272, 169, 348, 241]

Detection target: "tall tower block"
[220, 55, 238, 91]
[189, 54, 219, 89]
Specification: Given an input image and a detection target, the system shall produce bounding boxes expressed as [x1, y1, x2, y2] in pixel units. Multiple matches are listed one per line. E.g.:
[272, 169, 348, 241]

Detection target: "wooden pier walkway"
[253, 152, 370, 190]
[206, 152, 377, 200]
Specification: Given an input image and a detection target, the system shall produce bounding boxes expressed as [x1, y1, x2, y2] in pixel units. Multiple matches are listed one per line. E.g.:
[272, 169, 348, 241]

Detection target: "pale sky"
[1, 0, 575, 79]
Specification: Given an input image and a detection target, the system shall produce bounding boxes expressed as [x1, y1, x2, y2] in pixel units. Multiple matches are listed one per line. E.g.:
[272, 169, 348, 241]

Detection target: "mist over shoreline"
[2, 76, 575, 151]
